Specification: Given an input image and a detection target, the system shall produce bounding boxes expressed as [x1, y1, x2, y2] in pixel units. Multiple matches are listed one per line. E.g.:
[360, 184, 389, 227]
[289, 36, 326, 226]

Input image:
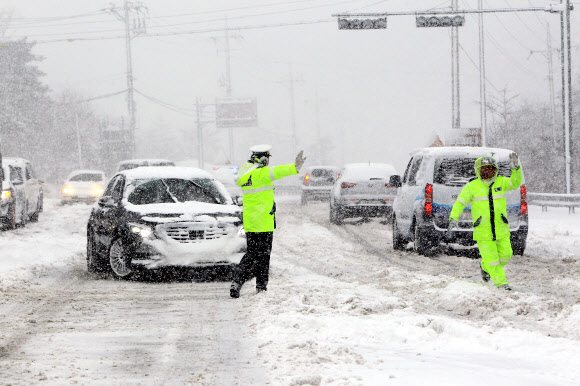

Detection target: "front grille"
[164, 224, 230, 243]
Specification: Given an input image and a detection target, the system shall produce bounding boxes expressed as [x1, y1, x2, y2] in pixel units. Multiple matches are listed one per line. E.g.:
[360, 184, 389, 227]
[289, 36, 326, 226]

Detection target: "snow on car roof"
[119, 166, 215, 180]
[117, 159, 174, 165]
[411, 146, 515, 160]
[304, 165, 340, 171]
[342, 163, 397, 179]
[2, 157, 31, 166]
[66, 170, 105, 179]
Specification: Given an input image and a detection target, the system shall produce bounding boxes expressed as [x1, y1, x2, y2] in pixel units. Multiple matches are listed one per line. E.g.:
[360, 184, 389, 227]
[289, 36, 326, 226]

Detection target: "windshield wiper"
[160, 179, 180, 203]
[189, 180, 221, 204]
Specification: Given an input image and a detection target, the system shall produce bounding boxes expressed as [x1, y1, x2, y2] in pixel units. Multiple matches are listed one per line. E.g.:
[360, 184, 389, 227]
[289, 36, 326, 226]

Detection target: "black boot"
[256, 286, 267, 294]
[230, 282, 242, 298]
[498, 284, 512, 291]
[480, 266, 490, 282]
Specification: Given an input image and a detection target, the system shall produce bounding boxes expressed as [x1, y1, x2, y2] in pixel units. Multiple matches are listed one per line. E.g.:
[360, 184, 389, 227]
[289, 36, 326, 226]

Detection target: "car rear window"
[311, 169, 335, 178]
[434, 158, 511, 186]
[69, 173, 104, 182]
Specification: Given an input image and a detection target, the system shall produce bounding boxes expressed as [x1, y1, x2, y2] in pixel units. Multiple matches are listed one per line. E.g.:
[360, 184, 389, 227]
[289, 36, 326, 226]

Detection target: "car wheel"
[511, 238, 526, 256]
[29, 200, 41, 223]
[19, 202, 27, 227]
[87, 231, 106, 274]
[109, 238, 133, 279]
[392, 215, 405, 251]
[413, 219, 429, 255]
[4, 203, 17, 230]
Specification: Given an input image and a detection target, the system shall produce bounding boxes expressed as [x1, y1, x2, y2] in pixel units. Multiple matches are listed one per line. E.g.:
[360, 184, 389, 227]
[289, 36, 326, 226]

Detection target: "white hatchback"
[61, 170, 106, 204]
[330, 163, 397, 224]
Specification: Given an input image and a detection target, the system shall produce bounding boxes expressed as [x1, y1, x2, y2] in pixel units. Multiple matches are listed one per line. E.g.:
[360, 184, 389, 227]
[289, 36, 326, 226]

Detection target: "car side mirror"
[98, 196, 116, 208]
[389, 175, 402, 188]
[233, 195, 243, 206]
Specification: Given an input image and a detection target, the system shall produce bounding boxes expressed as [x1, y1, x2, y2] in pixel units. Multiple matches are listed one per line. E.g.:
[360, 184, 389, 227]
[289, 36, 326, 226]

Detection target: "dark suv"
[86, 167, 245, 279]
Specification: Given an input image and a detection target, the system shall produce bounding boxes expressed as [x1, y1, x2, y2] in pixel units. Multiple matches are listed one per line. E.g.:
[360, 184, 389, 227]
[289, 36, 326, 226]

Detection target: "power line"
[30, 19, 333, 44]
[456, 41, 500, 93]
[56, 89, 127, 105]
[503, 0, 546, 43]
[134, 89, 196, 118]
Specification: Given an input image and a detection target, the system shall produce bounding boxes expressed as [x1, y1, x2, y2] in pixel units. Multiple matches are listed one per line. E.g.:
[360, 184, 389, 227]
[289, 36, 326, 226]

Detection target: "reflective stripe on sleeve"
[473, 196, 488, 202]
[242, 185, 274, 194]
[489, 261, 501, 266]
[457, 198, 467, 206]
[493, 193, 505, 199]
[270, 167, 274, 181]
[500, 258, 511, 263]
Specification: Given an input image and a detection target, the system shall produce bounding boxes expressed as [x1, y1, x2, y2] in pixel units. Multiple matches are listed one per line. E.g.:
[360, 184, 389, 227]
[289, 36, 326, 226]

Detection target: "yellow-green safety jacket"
[450, 157, 523, 241]
[236, 161, 298, 232]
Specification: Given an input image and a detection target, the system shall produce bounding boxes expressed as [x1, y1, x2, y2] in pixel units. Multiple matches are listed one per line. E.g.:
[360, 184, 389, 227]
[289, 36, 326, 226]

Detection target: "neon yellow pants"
[477, 237, 513, 287]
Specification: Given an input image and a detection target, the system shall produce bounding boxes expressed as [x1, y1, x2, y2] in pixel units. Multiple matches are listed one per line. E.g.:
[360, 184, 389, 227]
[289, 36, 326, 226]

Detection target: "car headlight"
[93, 186, 104, 196]
[1, 190, 11, 200]
[62, 186, 74, 195]
[129, 222, 154, 239]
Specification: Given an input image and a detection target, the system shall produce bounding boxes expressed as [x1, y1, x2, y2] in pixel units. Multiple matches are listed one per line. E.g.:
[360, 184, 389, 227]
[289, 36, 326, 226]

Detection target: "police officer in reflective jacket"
[230, 144, 306, 298]
[448, 153, 522, 291]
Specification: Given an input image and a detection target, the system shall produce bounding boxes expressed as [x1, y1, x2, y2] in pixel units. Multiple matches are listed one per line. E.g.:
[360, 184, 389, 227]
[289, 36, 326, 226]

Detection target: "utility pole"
[478, 0, 488, 146]
[451, 0, 461, 129]
[560, 0, 573, 194]
[75, 112, 83, 169]
[196, 98, 204, 170]
[289, 64, 298, 156]
[315, 86, 322, 163]
[107, 1, 147, 159]
[547, 24, 557, 143]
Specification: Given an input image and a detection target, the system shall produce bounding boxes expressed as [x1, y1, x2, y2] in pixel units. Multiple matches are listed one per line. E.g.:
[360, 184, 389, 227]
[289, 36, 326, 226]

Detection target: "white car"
[61, 170, 106, 204]
[301, 166, 340, 205]
[1, 158, 43, 229]
[117, 159, 175, 172]
[208, 164, 241, 198]
[330, 163, 398, 224]
[390, 147, 528, 255]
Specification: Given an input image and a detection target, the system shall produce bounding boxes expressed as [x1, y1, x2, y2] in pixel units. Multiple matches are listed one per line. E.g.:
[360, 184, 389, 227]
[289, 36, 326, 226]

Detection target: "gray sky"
[1, 0, 577, 172]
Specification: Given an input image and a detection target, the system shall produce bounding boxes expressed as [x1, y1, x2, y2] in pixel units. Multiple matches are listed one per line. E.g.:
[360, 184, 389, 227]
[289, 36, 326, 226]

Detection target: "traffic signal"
[416, 15, 465, 27]
[338, 18, 387, 30]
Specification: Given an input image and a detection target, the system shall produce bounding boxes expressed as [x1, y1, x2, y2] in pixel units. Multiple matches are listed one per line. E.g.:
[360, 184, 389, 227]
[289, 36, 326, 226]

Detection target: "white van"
[390, 147, 528, 255]
[0, 158, 43, 229]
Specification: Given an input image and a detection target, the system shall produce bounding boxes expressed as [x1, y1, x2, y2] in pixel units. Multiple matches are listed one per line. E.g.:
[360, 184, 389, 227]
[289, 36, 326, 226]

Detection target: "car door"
[394, 155, 423, 235]
[101, 176, 126, 249]
[93, 176, 121, 252]
[24, 163, 40, 214]
[10, 165, 25, 216]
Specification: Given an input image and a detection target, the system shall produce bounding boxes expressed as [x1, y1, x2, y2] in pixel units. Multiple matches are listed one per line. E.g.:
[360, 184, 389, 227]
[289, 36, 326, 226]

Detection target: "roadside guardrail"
[528, 192, 580, 214]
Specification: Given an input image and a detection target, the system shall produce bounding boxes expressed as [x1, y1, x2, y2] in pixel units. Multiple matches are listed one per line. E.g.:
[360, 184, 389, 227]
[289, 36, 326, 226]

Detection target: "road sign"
[215, 97, 257, 128]
[416, 15, 465, 27]
[338, 17, 387, 30]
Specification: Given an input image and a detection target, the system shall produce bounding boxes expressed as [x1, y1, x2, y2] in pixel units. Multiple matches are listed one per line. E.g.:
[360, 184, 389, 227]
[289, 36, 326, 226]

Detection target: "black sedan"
[86, 167, 245, 279]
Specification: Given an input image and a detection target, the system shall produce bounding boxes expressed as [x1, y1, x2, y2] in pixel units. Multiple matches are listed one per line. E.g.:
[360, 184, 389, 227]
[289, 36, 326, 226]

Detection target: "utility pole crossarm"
[332, 6, 572, 18]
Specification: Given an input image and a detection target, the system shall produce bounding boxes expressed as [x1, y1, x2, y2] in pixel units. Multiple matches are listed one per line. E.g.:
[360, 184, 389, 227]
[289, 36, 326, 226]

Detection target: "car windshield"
[151, 162, 175, 166]
[69, 173, 103, 182]
[118, 163, 140, 171]
[126, 178, 226, 205]
[434, 157, 511, 186]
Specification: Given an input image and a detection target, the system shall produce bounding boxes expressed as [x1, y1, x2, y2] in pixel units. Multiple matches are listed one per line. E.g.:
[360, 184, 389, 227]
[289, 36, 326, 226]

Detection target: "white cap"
[250, 144, 272, 153]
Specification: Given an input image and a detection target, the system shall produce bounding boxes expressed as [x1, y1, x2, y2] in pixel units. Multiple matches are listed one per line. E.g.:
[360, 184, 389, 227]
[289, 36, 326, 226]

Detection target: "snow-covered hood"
[124, 201, 242, 223]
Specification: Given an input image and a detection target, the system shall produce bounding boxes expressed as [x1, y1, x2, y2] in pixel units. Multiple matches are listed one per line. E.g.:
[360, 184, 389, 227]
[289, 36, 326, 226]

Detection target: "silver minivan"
[390, 147, 528, 255]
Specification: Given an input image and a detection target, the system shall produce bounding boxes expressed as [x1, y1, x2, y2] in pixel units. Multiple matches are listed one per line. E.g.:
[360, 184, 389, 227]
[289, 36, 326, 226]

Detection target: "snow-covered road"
[1, 198, 579, 385]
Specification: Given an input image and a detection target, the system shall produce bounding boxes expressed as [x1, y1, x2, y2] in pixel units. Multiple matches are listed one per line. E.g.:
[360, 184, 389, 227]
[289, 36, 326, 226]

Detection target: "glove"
[446, 219, 458, 240]
[509, 152, 519, 170]
[295, 150, 307, 172]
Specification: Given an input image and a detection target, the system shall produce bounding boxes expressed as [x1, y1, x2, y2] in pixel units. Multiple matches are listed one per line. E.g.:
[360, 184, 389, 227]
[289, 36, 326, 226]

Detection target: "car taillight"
[424, 183, 433, 216]
[341, 182, 356, 189]
[520, 184, 528, 216]
[304, 173, 310, 185]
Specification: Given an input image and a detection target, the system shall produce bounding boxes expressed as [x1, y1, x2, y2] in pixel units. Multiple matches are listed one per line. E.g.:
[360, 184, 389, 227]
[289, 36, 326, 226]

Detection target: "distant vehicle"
[390, 147, 528, 255]
[208, 164, 240, 197]
[301, 166, 340, 205]
[116, 159, 175, 172]
[86, 167, 245, 279]
[329, 163, 398, 224]
[61, 170, 106, 205]
[0, 157, 43, 229]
